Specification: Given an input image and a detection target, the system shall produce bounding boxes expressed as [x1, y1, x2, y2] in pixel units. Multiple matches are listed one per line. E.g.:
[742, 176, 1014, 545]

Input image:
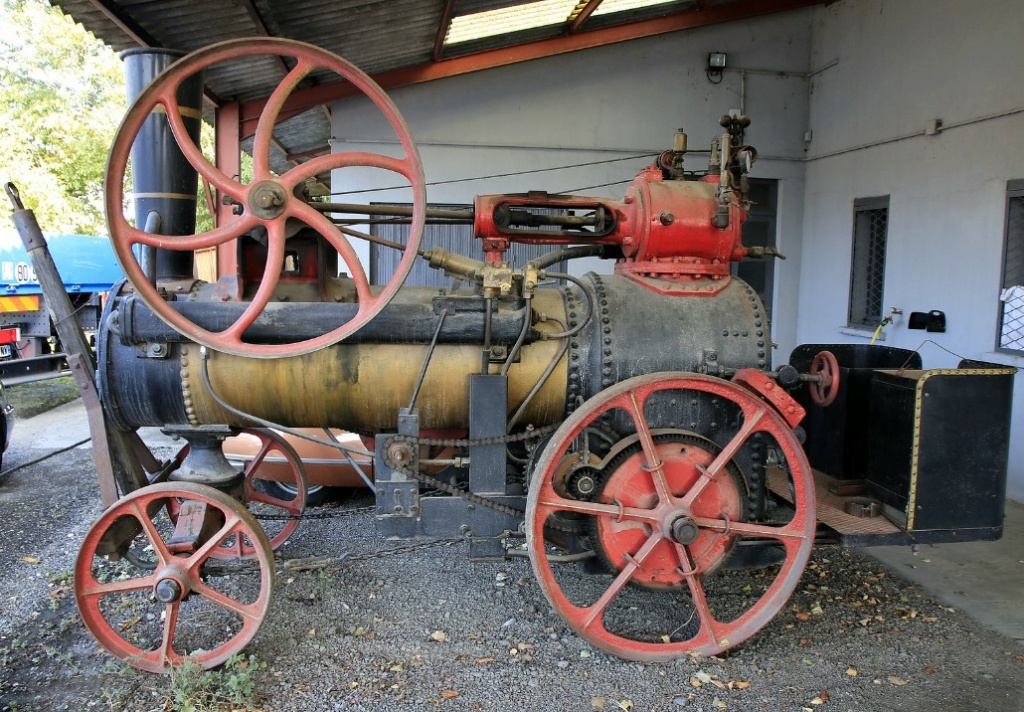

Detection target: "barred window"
[848, 196, 890, 328]
[998, 180, 1024, 350]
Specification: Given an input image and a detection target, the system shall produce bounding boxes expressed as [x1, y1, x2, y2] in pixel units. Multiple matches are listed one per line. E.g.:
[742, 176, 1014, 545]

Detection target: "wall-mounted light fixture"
[707, 52, 727, 84]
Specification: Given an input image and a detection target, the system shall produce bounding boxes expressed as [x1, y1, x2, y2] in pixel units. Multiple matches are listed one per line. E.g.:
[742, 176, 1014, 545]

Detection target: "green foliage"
[0, 0, 124, 233]
[167, 653, 266, 711]
[0, 0, 246, 239]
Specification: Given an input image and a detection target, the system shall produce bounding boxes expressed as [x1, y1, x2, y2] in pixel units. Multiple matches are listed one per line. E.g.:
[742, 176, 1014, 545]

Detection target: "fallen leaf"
[429, 630, 446, 643]
[441, 690, 459, 699]
[819, 692, 830, 702]
[846, 667, 858, 677]
[731, 680, 751, 690]
[474, 657, 494, 664]
[888, 676, 908, 686]
[614, 700, 633, 711]
[795, 612, 811, 621]
[118, 616, 141, 632]
[21, 557, 40, 565]
[694, 670, 712, 684]
[689, 676, 703, 688]
[590, 697, 606, 709]
[710, 679, 726, 689]
[923, 667, 935, 675]
[809, 698, 824, 706]
[712, 698, 726, 709]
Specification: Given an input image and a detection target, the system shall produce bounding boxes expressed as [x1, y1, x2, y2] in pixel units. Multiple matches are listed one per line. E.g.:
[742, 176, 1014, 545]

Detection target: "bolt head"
[671, 517, 700, 545]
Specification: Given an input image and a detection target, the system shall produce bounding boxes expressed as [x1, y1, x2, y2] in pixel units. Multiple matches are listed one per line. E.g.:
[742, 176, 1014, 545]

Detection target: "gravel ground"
[0, 398, 1022, 711]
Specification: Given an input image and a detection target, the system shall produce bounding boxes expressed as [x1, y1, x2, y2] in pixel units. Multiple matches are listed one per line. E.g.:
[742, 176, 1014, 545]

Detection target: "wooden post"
[5, 182, 147, 505]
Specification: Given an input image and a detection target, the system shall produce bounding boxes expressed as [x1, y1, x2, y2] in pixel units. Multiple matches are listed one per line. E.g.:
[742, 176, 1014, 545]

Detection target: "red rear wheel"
[526, 372, 816, 661]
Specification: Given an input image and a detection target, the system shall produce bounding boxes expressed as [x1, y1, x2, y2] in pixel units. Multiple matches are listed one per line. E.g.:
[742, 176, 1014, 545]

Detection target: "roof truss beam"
[239, 0, 825, 137]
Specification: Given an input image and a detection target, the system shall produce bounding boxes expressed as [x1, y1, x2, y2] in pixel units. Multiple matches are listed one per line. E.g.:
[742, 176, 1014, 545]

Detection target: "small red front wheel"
[75, 482, 274, 672]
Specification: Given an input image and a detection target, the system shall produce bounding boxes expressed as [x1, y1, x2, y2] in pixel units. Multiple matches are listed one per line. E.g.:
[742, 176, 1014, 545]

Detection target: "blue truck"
[0, 231, 122, 384]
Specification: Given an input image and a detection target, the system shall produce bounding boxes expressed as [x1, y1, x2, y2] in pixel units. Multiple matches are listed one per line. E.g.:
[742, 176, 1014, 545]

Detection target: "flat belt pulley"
[104, 38, 427, 358]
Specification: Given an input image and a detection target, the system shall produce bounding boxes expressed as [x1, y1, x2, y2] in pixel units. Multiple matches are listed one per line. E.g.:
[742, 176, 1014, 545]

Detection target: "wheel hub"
[154, 577, 185, 603]
[670, 516, 700, 545]
[591, 433, 744, 588]
[248, 180, 287, 220]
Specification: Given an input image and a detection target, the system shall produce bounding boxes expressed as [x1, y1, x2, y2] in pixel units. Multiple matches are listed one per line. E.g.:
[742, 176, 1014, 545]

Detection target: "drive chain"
[383, 424, 559, 521]
[254, 505, 376, 522]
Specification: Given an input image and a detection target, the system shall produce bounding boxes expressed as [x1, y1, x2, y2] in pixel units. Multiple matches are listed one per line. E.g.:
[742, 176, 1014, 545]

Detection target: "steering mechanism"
[105, 38, 426, 358]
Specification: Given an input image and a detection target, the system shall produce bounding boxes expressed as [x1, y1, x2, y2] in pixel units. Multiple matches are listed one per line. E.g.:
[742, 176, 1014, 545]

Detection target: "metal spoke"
[191, 580, 262, 621]
[581, 532, 665, 630]
[690, 516, 807, 540]
[186, 514, 243, 568]
[283, 151, 414, 189]
[131, 500, 171, 566]
[79, 574, 157, 598]
[624, 390, 673, 504]
[676, 545, 718, 646]
[537, 494, 660, 523]
[253, 60, 314, 177]
[160, 93, 238, 196]
[680, 406, 765, 509]
[159, 602, 180, 664]
[290, 200, 372, 304]
[222, 221, 287, 341]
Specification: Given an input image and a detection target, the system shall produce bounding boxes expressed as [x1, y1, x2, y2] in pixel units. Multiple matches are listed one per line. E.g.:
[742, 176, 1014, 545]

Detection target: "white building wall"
[331, 9, 813, 352]
[800, 0, 1024, 501]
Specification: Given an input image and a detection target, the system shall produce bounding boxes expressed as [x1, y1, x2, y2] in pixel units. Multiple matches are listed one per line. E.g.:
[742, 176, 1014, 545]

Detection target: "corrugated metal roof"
[48, 0, 812, 186]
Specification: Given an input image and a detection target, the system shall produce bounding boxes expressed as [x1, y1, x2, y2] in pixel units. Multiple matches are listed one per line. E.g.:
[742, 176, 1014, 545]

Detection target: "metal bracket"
[375, 408, 421, 521]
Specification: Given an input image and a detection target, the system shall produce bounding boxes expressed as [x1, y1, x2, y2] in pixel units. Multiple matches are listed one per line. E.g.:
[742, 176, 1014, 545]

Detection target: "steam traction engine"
[47, 39, 1012, 672]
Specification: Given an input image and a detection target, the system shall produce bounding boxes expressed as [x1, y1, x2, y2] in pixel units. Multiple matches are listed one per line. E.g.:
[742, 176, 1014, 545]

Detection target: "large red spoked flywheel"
[526, 372, 816, 661]
[75, 482, 274, 672]
[105, 38, 426, 358]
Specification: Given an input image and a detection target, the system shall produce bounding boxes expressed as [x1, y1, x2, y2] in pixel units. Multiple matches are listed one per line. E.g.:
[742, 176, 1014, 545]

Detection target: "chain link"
[254, 505, 376, 522]
[381, 423, 558, 520]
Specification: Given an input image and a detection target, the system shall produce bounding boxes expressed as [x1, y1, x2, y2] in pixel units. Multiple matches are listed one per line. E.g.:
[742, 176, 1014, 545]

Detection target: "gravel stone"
[0, 414, 1021, 711]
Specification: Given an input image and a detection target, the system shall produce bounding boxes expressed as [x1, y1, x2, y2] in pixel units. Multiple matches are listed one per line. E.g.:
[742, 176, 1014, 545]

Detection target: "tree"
[0, 0, 125, 234]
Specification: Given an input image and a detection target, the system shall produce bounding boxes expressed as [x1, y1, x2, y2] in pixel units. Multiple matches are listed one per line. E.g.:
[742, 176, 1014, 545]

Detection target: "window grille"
[998, 180, 1024, 350]
[848, 196, 889, 328]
